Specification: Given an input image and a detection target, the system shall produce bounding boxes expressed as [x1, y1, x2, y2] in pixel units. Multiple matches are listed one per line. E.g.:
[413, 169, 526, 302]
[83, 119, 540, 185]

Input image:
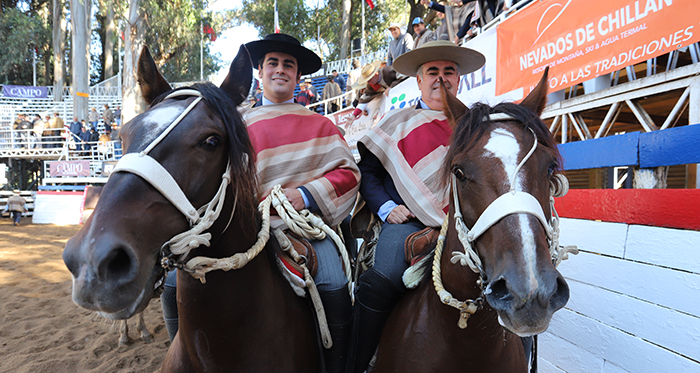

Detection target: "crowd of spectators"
[7, 104, 121, 153]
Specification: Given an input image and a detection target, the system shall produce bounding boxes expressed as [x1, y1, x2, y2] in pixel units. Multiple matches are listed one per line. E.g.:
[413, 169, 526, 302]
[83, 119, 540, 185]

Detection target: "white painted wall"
[32, 192, 83, 225]
[540, 218, 700, 372]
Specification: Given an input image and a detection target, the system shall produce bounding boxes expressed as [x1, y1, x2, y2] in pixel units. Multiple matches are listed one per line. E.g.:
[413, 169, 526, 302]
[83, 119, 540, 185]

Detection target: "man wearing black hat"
[243, 33, 360, 373]
[348, 40, 485, 373]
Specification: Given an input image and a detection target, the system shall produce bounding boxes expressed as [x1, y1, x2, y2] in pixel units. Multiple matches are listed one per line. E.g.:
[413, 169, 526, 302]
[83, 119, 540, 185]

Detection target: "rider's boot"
[346, 268, 401, 373]
[320, 286, 353, 373]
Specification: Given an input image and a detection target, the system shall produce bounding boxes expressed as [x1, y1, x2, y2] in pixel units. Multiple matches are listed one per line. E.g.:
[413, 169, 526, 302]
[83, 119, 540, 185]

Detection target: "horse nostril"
[97, 247, 133, 282]
[548, 275, 570, 310]
[487, 278, 513, 307]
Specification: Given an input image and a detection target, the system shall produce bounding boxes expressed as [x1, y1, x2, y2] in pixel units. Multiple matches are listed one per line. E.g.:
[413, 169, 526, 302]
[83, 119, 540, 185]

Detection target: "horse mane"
[442, 101, 562, 185]
[150, 83, 259, 214]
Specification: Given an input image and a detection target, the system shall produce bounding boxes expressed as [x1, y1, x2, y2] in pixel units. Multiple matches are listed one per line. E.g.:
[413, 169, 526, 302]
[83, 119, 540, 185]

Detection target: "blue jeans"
[11, 211, 22, 225]
[370, 219, 425, 290]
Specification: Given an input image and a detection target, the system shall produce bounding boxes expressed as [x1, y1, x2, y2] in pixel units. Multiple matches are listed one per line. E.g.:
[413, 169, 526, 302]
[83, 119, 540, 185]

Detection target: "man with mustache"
[348, 40, 485, 373]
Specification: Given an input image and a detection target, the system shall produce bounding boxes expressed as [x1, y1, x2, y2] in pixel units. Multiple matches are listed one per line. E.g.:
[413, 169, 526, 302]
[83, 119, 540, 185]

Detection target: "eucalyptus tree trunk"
[104, 0, 115, 79]
[52, 0, 66, 101]
[122, 0, 147, 123]
[339, 0, 351, 60]
[70, 0, 91, 120]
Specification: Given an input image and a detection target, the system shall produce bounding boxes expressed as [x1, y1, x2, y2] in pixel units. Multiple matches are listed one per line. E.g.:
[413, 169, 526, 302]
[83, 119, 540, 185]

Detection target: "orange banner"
[496, 0, 700, 96]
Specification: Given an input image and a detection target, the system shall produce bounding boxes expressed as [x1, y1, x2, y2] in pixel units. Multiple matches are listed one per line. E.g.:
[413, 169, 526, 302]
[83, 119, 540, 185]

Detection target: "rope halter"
[434, 113, 578, 328]
[111, 89, 235, 271]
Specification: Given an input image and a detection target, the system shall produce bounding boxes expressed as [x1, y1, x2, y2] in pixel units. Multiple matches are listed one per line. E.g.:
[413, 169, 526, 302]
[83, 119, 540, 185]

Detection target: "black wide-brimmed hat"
[245, 33, 322, 75]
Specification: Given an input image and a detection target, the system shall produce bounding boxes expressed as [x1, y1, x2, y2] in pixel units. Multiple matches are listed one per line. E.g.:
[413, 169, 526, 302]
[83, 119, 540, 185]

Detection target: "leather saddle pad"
[404, 227, 439, 265]
[275, 230, 318, 279]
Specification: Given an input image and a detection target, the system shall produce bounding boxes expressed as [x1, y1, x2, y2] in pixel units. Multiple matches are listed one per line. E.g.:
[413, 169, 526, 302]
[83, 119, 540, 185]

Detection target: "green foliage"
[237, 0, 310, 43]
[234, 0, 409, 63]
[141, 0, 223, 82]
[0, 7, 51, 85]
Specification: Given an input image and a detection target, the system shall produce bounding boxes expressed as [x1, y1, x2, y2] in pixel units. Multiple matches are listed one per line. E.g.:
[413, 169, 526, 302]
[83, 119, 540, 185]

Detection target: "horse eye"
[547, 162, 557, 176]
[202, 135, 219, 149]
[453, 167, 465, 180]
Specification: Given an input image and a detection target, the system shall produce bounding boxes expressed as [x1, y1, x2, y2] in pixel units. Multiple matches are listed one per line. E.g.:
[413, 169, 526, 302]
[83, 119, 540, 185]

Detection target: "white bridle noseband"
[450, 119, 561, 273]
[431, 113, 577, 328]
[111, 89, 234, 268]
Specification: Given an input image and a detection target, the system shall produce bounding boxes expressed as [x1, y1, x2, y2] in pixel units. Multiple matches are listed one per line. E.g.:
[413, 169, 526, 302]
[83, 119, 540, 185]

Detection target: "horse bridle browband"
[111, 89, 236, 273]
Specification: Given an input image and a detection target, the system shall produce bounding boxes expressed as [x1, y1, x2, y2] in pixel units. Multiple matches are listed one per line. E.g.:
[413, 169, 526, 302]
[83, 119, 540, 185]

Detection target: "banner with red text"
[49, 160, 90, 177]
[496, 0, 700, 95]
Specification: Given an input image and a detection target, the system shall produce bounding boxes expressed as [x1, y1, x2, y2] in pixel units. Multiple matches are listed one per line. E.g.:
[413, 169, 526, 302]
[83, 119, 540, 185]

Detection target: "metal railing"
[324, 49, 388, 75]
[307, 91, 355, 116]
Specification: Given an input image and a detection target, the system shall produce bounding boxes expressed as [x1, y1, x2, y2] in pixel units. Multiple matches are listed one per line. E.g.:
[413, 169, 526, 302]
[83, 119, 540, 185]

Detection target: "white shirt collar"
[262, 95, 295, 106]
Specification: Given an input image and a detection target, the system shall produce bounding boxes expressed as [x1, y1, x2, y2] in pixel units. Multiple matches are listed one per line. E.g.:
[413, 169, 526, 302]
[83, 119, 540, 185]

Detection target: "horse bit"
[431, 112, 577, 329]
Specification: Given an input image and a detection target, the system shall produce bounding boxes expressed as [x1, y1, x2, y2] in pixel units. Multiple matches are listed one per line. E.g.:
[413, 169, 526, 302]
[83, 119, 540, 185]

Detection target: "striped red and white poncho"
[359, 108, 451, 227]
[244, 103, 360, 228]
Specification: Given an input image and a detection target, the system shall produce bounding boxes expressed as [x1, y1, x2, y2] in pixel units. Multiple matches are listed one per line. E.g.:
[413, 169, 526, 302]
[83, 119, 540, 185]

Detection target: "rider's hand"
[387, 205, 415, 224]
[284, 188, 306, 211]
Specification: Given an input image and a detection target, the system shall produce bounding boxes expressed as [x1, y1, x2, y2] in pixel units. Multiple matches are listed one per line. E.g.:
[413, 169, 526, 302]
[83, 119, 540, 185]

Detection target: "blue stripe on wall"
[639, 123, 700, 168]
[558, 132, 640, 170]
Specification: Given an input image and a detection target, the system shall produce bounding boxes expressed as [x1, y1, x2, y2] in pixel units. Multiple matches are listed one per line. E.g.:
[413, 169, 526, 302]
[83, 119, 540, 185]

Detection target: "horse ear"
[220, 45, 253, 107]
[520, 66, 549, 116]
[137, 46, 172, 105]
[439, 76, 468, 129]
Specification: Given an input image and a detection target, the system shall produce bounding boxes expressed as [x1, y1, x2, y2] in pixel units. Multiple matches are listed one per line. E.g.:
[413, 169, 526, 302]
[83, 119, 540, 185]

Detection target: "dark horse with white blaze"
[63, 46, 319, 371]
[374, 70, 571, 372]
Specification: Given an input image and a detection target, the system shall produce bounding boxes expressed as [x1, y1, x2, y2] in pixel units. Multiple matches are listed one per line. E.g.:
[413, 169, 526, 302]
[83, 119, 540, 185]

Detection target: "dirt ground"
[0, 219, 168, 373]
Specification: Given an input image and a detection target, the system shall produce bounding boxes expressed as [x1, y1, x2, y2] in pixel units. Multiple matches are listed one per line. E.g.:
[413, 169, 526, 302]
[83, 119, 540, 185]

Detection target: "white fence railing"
[324, 49, 388, 75]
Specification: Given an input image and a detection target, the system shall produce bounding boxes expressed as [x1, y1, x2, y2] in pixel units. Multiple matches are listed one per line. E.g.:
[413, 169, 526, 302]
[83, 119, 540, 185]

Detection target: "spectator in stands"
[88, 108, 99, 130]
[305, 78, 318, 101]
[412, 17, 436, 48]
[387, 23, 414, 66]
[346, 59, 362, 107]
[89, 127, 99, 143]
[7, 190, 27, 226]
[102, 104, 114, 132]
[332, 69, 346, 92]
[114, 106, 122, 127]
[69, 116, 82, 137]
[296, 81, 313, 106]
[32, 114, 45, 148]
[79, 125, 91, 154]
[47, 113, 64, 148]
[422, 0, 478, 44]
[322, 75, 342, 113]
[351, 61, 406, 118]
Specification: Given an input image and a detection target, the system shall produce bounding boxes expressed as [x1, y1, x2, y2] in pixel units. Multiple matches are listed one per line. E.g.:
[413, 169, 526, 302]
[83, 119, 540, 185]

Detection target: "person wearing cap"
[350, 61, 405, 118]
[412, 16, 436, 48]
[243, 33, 360, 373]
[387, 23, 414, 66]
[347, 40, 485, 373]
[305, 78, 318, 101]
[7, 190, 27, 226]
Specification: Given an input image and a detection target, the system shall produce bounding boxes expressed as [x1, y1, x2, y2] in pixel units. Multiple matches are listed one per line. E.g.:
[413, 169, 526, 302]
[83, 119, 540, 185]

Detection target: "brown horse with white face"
[63, 46, 319, 371]
[374, 70, 571, 372]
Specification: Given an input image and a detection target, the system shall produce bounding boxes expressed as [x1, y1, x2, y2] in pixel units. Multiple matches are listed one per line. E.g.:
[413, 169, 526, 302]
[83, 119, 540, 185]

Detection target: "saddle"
[273, 229, 319, 296]
[404, 227, 440, 265]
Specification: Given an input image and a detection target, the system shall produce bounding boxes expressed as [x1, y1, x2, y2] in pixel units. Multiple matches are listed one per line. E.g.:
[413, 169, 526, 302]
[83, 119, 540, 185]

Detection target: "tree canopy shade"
[236, 0, 410, 63]
[0, 6, 51, 85]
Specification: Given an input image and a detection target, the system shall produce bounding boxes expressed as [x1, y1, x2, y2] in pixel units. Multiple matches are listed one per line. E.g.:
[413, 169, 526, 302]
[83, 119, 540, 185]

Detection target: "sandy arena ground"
[0, 219, 168, 373]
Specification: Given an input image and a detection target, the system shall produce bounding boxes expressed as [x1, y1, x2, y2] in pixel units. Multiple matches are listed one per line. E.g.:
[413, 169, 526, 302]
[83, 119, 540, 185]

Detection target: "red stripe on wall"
[554, 189, 700, 230]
